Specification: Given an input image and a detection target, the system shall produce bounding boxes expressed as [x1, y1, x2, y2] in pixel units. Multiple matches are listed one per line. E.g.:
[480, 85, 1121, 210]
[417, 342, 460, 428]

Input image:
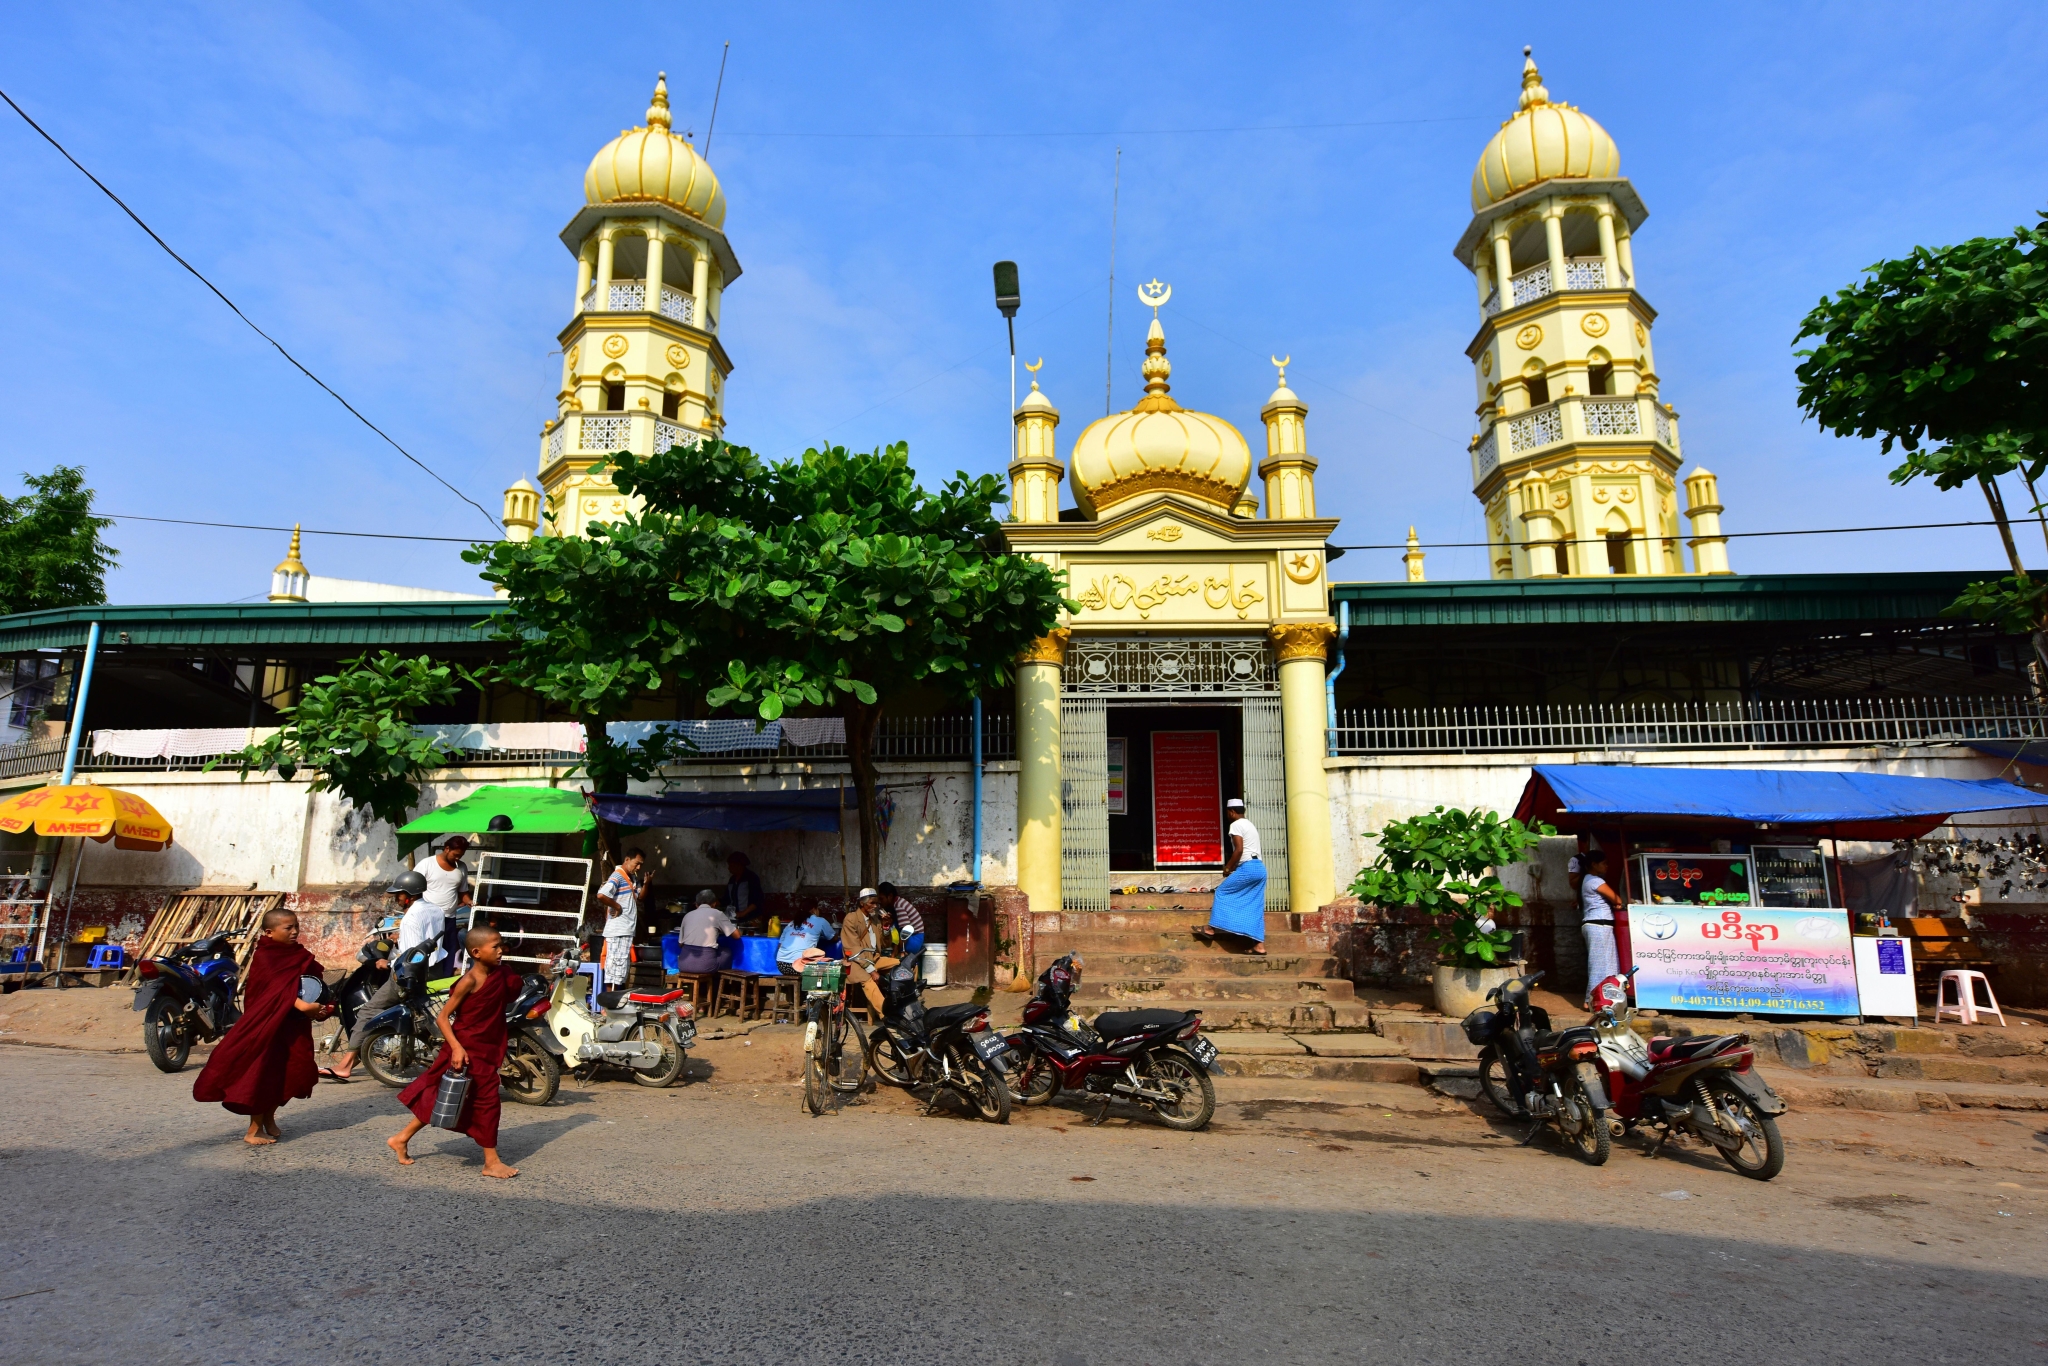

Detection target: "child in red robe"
[390, 925, 520, 1179]
[192, 908, 333, 1145]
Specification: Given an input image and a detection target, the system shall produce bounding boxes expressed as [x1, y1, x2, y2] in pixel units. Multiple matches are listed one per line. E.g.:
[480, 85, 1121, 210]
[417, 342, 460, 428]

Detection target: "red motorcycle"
[1002, 955, 1218, 1131]
[1589, 972, 1788, 1181]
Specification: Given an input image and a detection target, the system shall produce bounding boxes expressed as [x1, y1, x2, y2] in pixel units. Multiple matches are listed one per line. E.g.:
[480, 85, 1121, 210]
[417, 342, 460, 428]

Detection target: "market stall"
[1513, 766, 2048, 1020]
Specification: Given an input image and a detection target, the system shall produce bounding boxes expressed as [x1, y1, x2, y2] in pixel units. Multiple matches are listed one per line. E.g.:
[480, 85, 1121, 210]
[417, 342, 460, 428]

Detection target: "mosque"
[469, 50, 1736, 920]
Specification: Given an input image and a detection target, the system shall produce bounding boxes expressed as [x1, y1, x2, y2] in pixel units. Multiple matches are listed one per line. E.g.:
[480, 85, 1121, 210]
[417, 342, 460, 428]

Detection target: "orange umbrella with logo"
[0, 782, 174, 851]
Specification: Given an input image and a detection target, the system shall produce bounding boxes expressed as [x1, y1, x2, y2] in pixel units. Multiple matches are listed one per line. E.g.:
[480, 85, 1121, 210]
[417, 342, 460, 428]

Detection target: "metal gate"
[1240, 695, 1290, 911]
[1059, 694, 1110, 913]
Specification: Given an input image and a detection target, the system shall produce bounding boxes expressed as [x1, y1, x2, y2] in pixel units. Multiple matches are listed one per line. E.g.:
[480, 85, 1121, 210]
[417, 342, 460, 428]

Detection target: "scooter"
[323, 919, 399, 1057]
[1000, 954, 1218, 1131]
[133, 931, 243, 1073]
[1588, 971, 1788, 1181]
[541, 942, 695, 1088]
[866, 962, 1012, 1123]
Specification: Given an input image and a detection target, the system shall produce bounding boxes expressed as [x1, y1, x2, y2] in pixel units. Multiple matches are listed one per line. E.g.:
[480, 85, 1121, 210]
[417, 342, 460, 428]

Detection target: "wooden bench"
[1896, 917, 1996, 970]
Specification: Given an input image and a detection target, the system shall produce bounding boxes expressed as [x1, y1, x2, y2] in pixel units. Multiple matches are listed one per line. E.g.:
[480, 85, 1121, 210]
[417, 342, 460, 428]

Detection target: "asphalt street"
[1, 1042, 2043, 1365]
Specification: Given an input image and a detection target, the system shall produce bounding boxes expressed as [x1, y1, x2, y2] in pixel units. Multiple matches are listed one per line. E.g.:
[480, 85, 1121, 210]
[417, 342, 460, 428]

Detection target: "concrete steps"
[1074, 974, 1356, 1004]
[1040, 930, 1324, 956]
[1051, 951, 1340, 980]
[1094, 997, 1372, 1032]
[1210, 1032, 1418, 1084]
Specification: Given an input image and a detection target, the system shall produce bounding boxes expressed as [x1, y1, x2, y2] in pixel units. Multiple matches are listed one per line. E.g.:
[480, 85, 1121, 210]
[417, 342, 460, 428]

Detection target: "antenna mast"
[1104, 146, 1120, 415]
[702, 41, 731, 157]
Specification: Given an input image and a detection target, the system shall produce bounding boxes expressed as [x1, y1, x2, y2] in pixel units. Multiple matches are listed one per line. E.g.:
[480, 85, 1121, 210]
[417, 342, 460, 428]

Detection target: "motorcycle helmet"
[387, 870, 428, 897]
[488, 814, 514, 832]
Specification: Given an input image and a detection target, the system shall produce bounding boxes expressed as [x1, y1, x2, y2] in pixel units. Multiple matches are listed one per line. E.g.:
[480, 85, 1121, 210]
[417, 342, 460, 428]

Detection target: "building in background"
[1458, 49, 1731, 579]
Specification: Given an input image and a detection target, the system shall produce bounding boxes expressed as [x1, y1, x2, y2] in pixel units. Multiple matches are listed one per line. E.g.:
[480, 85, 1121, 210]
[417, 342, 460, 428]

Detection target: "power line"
[0, 85, 503, 537]
[719, 115, 1483, 141]
[1332, 519, 2010, 552]
[105, 513, 477, 544]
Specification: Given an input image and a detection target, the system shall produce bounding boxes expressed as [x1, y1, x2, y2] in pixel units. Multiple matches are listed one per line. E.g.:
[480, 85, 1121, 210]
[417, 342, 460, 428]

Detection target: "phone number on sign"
[1669, 993, 1826, 1011]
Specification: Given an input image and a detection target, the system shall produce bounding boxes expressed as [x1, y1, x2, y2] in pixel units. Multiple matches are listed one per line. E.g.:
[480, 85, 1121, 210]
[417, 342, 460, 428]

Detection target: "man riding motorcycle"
[320, 871, 447, 1082]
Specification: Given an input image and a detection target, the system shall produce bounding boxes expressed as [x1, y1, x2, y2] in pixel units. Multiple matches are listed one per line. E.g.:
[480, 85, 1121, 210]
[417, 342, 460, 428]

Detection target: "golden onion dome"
[584, 73, 726, 229]
[1069, 317, 1253, 518]
[1470, 49, 1620, 211]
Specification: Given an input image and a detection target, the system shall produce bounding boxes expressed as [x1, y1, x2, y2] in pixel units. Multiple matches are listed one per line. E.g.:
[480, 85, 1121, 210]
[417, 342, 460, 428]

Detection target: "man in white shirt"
[595, 848, 647, 987]
[1194, 798, 1269, 954]
[323, 867, 440, 1082]
[1579, 847, 1623, 1006]
[677, 889, 736, 974]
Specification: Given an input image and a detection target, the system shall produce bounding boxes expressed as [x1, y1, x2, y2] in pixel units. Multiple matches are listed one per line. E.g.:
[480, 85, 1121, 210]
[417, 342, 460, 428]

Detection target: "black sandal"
[1191, 926, 1217, 943]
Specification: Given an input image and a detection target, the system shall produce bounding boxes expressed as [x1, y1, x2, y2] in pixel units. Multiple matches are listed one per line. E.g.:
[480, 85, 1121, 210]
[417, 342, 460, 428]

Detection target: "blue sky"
[4, 2, 2047, 601]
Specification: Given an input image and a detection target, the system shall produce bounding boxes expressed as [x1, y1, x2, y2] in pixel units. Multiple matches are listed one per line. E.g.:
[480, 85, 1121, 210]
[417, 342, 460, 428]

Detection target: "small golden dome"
[273, 524, 307, 578]
[1069, 318, 1252, 518]
[1016, 378, 1058, 418]
[585, 73, 726, 228]
[1470, 48, 1620, 211]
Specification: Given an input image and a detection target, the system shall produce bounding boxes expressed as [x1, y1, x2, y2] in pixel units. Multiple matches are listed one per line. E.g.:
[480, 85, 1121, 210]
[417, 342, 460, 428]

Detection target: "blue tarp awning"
[592, 789, 855, 834]
[1514, 765, 2048, 839]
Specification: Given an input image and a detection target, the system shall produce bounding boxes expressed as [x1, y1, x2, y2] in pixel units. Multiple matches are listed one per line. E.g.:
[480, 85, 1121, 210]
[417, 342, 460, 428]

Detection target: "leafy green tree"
[1794, 218, 2048, 665]
[210, 652, 464, 831]
[467, 437, 1070, 882]
[1348, 806, 1552, 970]
[0, 466, 117, 615]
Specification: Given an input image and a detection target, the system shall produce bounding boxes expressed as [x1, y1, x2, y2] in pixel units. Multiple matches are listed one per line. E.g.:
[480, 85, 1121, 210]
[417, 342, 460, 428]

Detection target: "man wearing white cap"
[1193, 798, 1267, 955]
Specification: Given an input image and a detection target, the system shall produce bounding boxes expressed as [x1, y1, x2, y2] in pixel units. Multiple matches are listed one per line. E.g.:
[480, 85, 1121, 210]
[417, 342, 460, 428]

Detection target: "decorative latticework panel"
[1059, 695, 1110, 913]
[1239, 695, 1290, 912]
[1581, 399, 1641, 436]
[654, 421, 697, 453]
[1509, 405, 1563, 453]
[581, 415, 632, 451]
[1065, 636, 1277, 697]
[607, 282, 646, 311]
[658, 287, 696, 324]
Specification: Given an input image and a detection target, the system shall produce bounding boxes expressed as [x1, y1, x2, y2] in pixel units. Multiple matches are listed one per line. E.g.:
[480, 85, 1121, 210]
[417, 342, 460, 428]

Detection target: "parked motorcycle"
[538, 942, 694, 1087]
[1001, 954, 1218, 1132]
[866, 962, 1012, 1123]
[1463, 969, 1612, 1164]
[357, 946, 563, 1105]
[133, 931, 244, 1072]
[322, 920, 399, 1058]
[1589, 971, 1787, 1181]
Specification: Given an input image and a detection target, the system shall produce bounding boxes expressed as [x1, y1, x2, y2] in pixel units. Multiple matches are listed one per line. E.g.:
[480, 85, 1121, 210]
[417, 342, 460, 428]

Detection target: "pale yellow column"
[1543, 206, 1568, 294]
[1595, 207, 1621, 291]
[1272, 622, 1337, 914]
[1014, 631, 1067, 919]
[573, 244, 595, 314]
[1615, 225, 1636, 288]
[643, 230, 665, 315]
[1490, 231, 1514, 304]
[707, 267, 723, 331]
[594, 230, 616, 311]
[691, 247, 710, 328]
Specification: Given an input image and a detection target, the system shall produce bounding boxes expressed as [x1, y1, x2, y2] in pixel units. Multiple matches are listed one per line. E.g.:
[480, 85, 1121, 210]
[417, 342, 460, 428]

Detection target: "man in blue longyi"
[1194, 798, 1267, 955]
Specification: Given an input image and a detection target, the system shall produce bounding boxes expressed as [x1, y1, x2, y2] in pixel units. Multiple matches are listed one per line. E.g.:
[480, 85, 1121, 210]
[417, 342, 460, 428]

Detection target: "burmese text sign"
[1626, 906, 1859, 1016]
[1152, 731, 1221, 866]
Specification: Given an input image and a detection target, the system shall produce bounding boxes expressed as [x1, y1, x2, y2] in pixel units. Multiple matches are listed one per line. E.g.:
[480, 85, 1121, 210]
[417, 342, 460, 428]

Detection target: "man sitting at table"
[774, 902, 838, 976]
[676, 889, 737, 976]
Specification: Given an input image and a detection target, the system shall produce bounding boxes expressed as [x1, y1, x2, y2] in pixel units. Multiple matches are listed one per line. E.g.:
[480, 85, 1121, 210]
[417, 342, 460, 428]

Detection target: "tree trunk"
[580, 716, 622, 875]
[843, 700, 885, 887]
[1984, 476, 2048, 688]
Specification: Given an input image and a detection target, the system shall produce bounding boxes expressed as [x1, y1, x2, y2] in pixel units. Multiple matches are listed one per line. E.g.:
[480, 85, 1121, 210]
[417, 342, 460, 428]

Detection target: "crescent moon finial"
[1025, 357, 1043, 374]
[1136, 278, 1172, 316]
[1272, 354, 1290, 384]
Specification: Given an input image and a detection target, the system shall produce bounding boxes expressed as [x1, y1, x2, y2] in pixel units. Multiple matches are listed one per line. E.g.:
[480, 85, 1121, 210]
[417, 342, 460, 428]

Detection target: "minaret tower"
[1258, 357, 1317, 520]
[1456, 48, 1729, 578]
[1008, 361, 1064, 524]
[512, 74, 742, 538]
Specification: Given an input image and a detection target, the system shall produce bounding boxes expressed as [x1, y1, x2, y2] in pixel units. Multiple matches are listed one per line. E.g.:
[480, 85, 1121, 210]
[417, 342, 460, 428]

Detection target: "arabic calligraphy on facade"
[1072, 567, 1266, 621]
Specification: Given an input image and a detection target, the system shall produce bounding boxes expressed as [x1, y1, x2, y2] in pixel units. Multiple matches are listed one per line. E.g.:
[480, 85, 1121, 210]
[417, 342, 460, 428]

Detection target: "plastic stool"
[1934, 970, 2007, 1027]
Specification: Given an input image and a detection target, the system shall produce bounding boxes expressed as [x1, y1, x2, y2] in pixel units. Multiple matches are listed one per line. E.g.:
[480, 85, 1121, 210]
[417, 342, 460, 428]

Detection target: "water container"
[921, 943, 948, 987]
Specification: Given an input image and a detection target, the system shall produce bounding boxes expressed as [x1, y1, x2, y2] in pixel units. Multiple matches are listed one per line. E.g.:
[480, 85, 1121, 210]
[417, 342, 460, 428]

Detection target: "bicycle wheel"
[827, 1006, 868, 1094]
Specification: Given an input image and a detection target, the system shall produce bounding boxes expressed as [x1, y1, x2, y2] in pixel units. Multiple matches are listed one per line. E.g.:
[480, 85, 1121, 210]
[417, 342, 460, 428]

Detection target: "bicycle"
[799, 960, 867, 1115]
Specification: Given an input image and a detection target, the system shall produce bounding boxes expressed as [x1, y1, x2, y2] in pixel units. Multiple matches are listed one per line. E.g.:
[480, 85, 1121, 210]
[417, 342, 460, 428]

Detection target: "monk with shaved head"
[192, 908, 333, 1145]
[390, 925, 521, 1178]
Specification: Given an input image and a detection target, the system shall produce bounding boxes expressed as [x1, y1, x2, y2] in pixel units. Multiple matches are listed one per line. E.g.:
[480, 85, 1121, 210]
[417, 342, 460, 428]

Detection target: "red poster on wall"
[1152, 731, 1222, 866]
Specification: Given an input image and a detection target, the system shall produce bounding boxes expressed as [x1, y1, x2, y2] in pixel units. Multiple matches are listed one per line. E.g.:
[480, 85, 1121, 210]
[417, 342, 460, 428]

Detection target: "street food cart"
[1514, 766, 2048, 1019]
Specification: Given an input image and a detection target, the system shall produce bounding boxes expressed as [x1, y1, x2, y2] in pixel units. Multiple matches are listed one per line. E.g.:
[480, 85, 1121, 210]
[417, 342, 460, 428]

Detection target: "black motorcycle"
[865, 964, 1011, 1123]
[323, 929, 397, 1059]
[132, 931, 244, 1073]
[357, 948, 561, 1106]
[1464, 969, 1612, 1165]
[1001, 954, 1218, 1131]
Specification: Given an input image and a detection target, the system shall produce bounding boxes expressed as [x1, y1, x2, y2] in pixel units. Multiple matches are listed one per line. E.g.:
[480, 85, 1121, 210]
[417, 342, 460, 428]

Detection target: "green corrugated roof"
[1329, 571, 1998, 627]
[0, 601, 506, 652]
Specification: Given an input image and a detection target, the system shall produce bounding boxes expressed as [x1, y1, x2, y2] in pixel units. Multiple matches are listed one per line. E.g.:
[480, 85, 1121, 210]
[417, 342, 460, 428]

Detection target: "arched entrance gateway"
[1003, 284, 1339, 917]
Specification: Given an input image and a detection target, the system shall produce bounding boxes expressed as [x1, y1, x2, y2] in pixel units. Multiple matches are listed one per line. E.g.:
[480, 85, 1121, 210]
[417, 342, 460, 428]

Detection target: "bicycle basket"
[800, 963, 845, 993]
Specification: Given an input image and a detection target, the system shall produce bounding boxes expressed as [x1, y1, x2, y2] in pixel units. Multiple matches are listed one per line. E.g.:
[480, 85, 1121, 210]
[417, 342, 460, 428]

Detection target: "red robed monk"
[389, 925, 520, 1179]
[191, 908, 334, 1146]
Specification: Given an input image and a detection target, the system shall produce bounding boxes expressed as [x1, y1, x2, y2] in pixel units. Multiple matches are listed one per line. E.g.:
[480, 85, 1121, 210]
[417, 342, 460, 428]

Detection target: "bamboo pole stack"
[124, 891, 283, 980]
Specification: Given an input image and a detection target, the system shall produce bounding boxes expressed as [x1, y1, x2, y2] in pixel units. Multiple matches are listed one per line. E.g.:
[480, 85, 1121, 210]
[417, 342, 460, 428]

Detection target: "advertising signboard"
[1626, 905, 1859, 1016]
[1152, 731, 1222, 865]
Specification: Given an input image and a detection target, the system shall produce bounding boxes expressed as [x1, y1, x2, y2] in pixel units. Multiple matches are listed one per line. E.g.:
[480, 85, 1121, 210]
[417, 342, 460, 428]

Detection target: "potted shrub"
[1350, 805, 1552, 1019]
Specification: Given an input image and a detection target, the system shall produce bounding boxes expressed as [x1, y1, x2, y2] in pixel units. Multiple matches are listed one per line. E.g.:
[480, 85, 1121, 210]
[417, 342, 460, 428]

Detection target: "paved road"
[1, 1043, 2043, 1365]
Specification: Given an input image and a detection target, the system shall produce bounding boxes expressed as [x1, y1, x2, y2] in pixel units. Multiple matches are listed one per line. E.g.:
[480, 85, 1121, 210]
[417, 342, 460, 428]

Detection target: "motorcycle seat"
[1091, 1008, 1192, 1039]
[626, 989, 686, 1005]
[1650, 1035, 1731, 1060]
[924, 1002, 986, 1029]
[596, 990, 628, 1010]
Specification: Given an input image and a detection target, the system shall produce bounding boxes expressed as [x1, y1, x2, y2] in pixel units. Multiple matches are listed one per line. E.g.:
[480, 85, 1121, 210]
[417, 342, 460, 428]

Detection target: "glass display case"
[1636, 854, 1753, 907]
[1751, 844, 1834, 908]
